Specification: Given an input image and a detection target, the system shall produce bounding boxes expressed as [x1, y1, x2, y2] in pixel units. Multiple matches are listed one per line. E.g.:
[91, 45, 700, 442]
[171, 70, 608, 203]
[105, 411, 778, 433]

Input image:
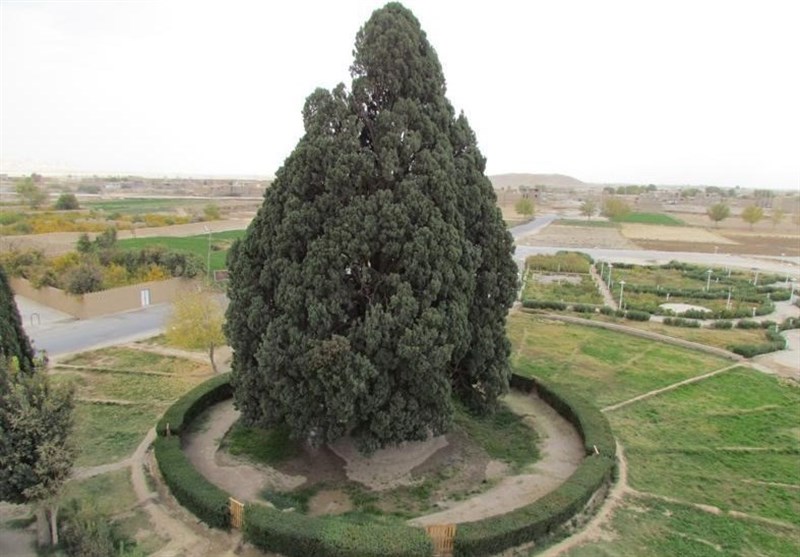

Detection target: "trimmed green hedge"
[154, 436, 231, 529]
[244, 505, 432, 557]
[156, 372, 232, 436]
[155, 373, 613, 557]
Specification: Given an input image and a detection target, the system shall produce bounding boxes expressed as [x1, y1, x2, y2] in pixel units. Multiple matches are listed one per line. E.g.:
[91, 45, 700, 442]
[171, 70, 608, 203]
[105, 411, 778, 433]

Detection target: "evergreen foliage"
[0, 265, 36, 373]
[226, 3, 516, 452]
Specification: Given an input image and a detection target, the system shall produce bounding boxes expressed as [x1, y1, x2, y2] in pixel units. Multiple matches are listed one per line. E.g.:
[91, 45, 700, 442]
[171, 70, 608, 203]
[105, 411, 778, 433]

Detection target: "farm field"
[117, 230, 246, 272]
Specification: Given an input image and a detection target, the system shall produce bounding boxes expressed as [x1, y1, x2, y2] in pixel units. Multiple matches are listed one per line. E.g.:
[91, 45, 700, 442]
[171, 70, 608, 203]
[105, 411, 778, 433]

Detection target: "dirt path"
[411, 391, 584, 526]
[183, 400, 304, 502]
[0, 504, 36, 557]
[590, 265, 617, 309]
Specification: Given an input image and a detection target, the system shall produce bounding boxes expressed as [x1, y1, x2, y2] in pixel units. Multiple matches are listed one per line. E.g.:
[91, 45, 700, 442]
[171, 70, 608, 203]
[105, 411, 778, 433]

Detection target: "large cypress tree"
[0, 265, 36, 373]
[226, 2, 516, 452]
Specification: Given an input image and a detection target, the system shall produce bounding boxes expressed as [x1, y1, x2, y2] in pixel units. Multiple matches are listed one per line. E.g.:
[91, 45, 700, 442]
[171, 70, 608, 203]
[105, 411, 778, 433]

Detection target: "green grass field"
[117, 230, 245, 272]
[84, 197, 210, 214]
[555, 219, 618, 228]
[508, 313, 730, 407]
[611, 212, 684, 225]
[505, 315, 800, 556]
[54, 347, 211, 466]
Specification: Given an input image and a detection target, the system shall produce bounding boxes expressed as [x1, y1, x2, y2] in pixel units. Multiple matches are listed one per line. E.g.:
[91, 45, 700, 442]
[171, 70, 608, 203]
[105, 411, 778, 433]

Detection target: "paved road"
[24, 302, 170, 358]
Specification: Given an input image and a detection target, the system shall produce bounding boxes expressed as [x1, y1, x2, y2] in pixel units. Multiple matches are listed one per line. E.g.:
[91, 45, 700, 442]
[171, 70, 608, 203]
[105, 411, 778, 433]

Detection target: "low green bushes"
[624, 310, 651, 322]
[711, 320, 733, 329]
[244, 505, 432, 557]
[663, 317, 701, 328]
[523, 300, 568, 311]
[156, 372, 232, 436]
[154, 436, 231, 529]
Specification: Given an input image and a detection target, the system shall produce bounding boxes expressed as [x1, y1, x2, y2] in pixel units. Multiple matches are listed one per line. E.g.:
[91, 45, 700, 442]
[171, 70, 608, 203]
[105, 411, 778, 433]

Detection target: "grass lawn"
[590, 315, 767, 350]
[508, 313, 730, 407]
[609, 368, 800, 525]
[562, 494, 799, 557]
[555, 219, 618, 228]
[611, 212, 684, 226]
[54, 347, 211, 466]
[117, 230, 246, 272]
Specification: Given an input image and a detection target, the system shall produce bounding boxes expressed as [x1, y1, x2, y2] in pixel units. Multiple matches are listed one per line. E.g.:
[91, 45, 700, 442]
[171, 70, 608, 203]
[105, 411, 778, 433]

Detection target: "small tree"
[706, 202, 730, 227]
[770, 208, 785, 228]
[166, 288, 226, 373]
[54, 193, 79, 211]
[76, 233, 93, 254]
[514, 197, 534, 218]
[741, 205, 764, 229]
[65, 263, 103, 294]
[601, 197, 631, 219]
[16, 177, 47, 209]
[580, 199, 597, 220]
[0, 357, 75, 547]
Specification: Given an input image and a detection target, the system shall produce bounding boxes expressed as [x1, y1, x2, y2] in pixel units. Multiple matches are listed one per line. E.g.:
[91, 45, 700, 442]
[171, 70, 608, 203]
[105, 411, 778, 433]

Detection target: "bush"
[522, 300, 568, 311]
[680, 309, 710, 320]
[736, 319, 761, 329]
[780, 317, 800, 331]
[729, 342, 784, 358]
[60, 500, 116, 557]
[663, 317, 701, 328]
[599, 306, 615, 316]
[711, 320, 733, 329]
[154, 436, 231, 529]
[624, 310, 651, 322]
[156, 372, 232, 437]
[571, 304, 597, 314]
[244, 505, 433, 557]
[65, 263, 103, 294]
[54, 193, 80, 210]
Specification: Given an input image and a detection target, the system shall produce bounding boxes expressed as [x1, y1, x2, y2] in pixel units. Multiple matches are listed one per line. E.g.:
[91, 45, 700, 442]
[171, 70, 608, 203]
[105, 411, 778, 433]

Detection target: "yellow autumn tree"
[166, 287, 226, 373]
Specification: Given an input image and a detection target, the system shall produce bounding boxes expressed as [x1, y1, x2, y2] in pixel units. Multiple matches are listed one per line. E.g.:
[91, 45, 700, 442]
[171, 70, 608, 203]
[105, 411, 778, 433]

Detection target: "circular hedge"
[154, 373, 615, 557]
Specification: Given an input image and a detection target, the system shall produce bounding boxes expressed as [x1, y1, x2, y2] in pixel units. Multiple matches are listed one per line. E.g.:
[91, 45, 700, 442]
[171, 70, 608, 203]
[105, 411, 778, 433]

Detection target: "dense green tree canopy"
[226, 2, 517, 452]
[0, 265, 36, 373]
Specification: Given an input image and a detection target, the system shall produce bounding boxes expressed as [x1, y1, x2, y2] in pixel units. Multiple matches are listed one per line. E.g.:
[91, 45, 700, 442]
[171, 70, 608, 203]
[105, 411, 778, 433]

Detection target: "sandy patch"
[329, 434, 449, 490]
[660, 303, 712, 314]
[620, 223, 736, 244]
[307, 489, 354, 517]
[518, 225, 638, 250]
[411, 391, 584, 525]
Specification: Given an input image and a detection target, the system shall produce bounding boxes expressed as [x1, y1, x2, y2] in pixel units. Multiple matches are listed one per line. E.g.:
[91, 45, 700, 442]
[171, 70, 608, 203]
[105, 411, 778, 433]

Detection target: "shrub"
[244, 505, 433, 557]
[54, 193, 80, 210]
[156, 373, 232, 437]
[780, 317, 800, 331]
[729, 342, 784, 358]
[599, 306, 615, 316]
[663, 317, 701, 328]
[59, 500, 116, 557]
[711, 320, 733, 329]
[624, 310, 651, 322]
[154, 436, 230, 529]
[522, 300, 568, 311]
[571, 304, 596, 314]
[681, 309, 710, 320]
[65, 263, 103, 294]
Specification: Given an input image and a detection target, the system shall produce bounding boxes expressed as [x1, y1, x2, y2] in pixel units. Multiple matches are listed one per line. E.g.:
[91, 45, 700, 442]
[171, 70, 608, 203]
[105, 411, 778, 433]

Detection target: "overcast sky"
[1, 0, 798, 189]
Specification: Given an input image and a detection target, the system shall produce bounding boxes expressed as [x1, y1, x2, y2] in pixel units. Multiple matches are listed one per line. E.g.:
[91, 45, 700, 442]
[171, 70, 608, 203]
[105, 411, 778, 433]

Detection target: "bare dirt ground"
[181, 389, 584, 527]
[620, 223, 735, 244]
[411, 391, 584, 526]
[517, 224, 638, 250]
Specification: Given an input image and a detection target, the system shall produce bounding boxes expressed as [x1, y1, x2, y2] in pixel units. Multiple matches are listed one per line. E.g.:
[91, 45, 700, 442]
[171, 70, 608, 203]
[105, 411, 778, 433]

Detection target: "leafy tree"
[770, 208, 784, 228]
[65, 263, 103, 294]
[226, 3, 516, 452]
[514, 197, 534, 217]
[93, 227, 117, 250]
[706, 202, 731, 226]
[76, 233, 93, 254]
[54, 193, 79, 210]
[580, 199, 597, 220]
[15, 177, 48, 209]
[741, 205, 764, 229]
[166, 288, 226, 373]
[0, 265, 36, 373]
[601, 197, 631, 219]
[0, 357, 75, 546]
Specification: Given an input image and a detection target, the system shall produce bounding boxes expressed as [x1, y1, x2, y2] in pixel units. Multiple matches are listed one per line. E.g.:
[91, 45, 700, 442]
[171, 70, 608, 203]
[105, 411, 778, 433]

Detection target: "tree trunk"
[35, 507, 51, 547]
[209, 345, 218, 374]
[48, 504, 59, 546]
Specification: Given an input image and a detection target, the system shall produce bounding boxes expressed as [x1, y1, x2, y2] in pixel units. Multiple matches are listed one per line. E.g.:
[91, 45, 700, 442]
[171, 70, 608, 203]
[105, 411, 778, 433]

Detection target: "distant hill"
[489, 173, 585, 190]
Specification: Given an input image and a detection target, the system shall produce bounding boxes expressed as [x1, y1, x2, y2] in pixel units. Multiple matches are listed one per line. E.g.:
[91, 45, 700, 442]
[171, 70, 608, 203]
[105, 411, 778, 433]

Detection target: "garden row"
[153, 373, 615, 557]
